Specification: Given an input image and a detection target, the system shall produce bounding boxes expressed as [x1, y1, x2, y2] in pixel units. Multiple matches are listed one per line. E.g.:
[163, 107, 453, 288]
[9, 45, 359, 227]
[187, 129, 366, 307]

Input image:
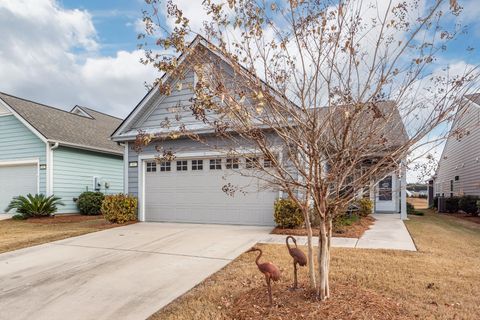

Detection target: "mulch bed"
[232, 282, 408, 320]
[271, 216, 375, 238]
[26, 214, 136, 228]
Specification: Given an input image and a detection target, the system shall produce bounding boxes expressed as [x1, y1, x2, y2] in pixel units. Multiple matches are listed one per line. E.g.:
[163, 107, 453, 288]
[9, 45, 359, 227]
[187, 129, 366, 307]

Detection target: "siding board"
[434, 101, 480, 197]
[53, 146, 123, 213]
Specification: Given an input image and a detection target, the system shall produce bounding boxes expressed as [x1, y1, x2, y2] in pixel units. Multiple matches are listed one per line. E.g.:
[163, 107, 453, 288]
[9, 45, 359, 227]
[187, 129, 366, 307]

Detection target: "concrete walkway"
[0, 213, 13, 220]
[260, 214, 416, 251]
[0, 223, 271, 320]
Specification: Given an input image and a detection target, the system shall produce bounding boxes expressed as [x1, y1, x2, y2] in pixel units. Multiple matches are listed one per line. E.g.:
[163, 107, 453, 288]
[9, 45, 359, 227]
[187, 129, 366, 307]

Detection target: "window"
[263, 157, 273, 168]
[192, 159, 203, 170]
[226, 158, 239, 169]
[146, 162, 156, 172]
[455, 175, 460, 181]
[378, 176, 392, 201]
[245, 157, 259, 169]
[209, 159, 222, 170]
[176, 160, 188, 171]
[450, 180, 454, 192]
[160, 161, 171, 172]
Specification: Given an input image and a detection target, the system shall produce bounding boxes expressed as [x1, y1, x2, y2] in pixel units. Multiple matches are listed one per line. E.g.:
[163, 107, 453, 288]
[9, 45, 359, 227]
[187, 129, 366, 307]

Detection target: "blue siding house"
[0, 92, 124, 213]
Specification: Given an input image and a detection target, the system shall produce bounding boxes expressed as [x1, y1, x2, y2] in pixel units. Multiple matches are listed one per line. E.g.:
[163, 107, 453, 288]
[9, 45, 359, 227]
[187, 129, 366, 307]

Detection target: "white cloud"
[0, 0, 157, 118]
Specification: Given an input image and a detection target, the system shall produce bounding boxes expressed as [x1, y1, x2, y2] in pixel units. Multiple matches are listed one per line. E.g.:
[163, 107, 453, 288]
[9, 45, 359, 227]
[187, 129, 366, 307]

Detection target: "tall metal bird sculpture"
[247, 247, 281, 306]
[286, 236, 307, 289]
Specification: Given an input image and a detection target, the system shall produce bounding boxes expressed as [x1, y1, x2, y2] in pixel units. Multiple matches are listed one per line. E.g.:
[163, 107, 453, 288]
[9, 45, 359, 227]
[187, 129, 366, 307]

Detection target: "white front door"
[143, 157, 277, 226]
[0, 163, 38, 213]
[375, 174, 398, 213]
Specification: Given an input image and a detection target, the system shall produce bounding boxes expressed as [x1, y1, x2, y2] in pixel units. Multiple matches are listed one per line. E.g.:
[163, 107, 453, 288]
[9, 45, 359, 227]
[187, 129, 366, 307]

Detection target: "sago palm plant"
[6, 194, 64, 218]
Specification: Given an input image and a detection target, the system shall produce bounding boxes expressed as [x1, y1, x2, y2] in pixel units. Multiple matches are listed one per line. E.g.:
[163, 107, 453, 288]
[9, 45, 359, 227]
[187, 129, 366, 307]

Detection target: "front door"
[375, 175, 398, 212]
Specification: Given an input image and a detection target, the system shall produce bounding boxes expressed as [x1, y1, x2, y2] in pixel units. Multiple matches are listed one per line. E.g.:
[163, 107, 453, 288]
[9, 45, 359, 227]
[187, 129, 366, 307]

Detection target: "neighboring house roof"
[0, 92, 123, 155]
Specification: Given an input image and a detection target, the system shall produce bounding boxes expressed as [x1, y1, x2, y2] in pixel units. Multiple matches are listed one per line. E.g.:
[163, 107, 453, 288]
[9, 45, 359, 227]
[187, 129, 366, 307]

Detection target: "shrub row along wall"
[433, 195, 479, 216]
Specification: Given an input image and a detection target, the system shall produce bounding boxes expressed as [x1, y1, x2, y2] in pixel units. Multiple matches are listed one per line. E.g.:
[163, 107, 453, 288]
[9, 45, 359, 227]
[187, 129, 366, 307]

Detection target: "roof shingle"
[0, 92, 123, 154]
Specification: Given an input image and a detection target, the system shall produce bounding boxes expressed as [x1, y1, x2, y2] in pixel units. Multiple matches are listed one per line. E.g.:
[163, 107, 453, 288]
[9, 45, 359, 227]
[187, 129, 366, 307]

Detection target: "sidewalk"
[259, 214, 416, 251]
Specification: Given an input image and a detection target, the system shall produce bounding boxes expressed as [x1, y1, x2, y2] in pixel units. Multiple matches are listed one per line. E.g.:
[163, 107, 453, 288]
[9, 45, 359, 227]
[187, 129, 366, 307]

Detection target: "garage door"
[144, 158, 277, 226]
[0, 163, 38, 213]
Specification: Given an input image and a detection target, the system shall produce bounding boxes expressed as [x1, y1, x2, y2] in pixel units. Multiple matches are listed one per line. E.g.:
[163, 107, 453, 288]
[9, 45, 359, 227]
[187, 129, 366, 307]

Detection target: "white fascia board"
[49, 140, 123, 156]
[70, 106, 94, 118]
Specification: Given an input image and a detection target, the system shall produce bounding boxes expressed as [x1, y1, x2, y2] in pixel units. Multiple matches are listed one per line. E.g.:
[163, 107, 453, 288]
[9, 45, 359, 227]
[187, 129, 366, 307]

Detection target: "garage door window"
[160, 161, 171, 172]
[192, 159, 203, 170]
[146, 162, 157, 172]
[226, 158, 239, 169]
[176, 160, 188, 171]
[246, 157, 259, 169]
[263, 157, 273, 168]
[210, 159, 222, 170]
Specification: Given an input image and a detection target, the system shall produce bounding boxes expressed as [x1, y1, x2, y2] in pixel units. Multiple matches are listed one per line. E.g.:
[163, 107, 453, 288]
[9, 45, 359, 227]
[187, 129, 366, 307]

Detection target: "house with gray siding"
[433, 94, 480, 197]
[112, 36, 408, 226]
[0, 92, 124, 213]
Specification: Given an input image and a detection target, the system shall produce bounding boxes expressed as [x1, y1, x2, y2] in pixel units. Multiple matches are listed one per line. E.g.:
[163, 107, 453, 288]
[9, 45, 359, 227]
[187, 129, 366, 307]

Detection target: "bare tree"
[136, 0, 479, 300]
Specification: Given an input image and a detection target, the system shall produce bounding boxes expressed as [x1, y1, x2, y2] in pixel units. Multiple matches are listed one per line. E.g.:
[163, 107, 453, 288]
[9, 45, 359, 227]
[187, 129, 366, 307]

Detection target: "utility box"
[437, 196, 446, 213]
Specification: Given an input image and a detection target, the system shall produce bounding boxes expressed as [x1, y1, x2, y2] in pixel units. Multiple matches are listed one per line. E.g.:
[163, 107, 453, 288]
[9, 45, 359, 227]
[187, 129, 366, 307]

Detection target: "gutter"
[47, 140, 123, 156]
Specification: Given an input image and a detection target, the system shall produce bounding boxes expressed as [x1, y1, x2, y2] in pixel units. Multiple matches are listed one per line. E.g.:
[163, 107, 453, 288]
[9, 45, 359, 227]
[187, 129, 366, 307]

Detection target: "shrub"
[274, 198, 304, 228]
[445, 197, 460, 213]
[432, 196, 439, 209]
[77, 192, 104, 215]
[12, 214, 27, 220]
[101, 194, 138, 224]
[407, 202, 424, 216]
[354, 198, 373, 217]
[458, 195, 479, 215]
[6, 194, 64, 218]
[333, 213, 360, 234]
[407, 202, 415, 214]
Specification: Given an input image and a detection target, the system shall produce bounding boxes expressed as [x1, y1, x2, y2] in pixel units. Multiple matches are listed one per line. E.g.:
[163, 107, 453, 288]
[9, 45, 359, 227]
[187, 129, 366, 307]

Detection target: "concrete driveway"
[0, 223, 271, 320]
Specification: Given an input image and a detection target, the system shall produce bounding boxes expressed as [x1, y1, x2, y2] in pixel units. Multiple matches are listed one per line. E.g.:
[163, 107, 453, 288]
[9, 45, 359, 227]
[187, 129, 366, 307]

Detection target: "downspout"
[48, 142, 59, 196]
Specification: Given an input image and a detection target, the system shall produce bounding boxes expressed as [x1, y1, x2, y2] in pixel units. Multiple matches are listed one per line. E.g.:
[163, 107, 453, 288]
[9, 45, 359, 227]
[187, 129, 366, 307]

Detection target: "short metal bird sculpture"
[286, 236, 307, 289]
[247, 247, 281, 306]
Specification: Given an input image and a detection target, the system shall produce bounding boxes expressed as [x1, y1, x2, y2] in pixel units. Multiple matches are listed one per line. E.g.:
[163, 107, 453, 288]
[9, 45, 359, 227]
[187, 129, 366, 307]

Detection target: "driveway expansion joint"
[52, 243, 233, 261]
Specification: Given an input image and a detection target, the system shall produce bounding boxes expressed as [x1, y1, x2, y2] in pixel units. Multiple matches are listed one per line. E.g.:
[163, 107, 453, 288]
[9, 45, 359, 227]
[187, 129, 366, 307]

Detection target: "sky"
[1, 0, 480, 182]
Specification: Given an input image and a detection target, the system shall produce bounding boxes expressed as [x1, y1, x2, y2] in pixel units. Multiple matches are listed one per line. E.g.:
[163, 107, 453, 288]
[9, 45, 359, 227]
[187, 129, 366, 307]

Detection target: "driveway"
[0, 223, 271, 320]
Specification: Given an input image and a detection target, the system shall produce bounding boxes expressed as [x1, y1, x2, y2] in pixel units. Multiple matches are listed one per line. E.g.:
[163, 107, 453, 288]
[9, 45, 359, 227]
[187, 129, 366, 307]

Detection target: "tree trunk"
[303, 208, 317, 289]
[317, 217, 330, 300]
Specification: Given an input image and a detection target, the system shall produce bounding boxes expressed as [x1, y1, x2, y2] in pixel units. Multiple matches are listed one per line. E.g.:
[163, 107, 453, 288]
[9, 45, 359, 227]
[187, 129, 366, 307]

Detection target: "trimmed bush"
[77, 192, 104, 215]
[458, 195, 479, 215]
[432, 196, 439, 209]
[101, 194, 138, 224]
[407, 202, 424, 216]
[6, 194, 64, 218]
[355, 198, 373, 217]
[445, 197, 460, 213]
[274, 198, 304, 228]
[407, 202, 415, 214]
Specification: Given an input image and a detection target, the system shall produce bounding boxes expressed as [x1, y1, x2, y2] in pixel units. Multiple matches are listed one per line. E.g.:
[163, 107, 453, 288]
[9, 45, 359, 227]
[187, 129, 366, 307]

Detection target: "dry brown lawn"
[0, 215, 134, 254]
[150, 209, 480, 320]
[408, 197, 429, 209]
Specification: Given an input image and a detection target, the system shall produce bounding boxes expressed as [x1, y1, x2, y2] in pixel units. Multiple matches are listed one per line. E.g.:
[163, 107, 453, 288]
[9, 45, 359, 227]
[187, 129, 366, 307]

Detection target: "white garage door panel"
[0, 164, 38, 213]
[144, 160, 276, 225]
